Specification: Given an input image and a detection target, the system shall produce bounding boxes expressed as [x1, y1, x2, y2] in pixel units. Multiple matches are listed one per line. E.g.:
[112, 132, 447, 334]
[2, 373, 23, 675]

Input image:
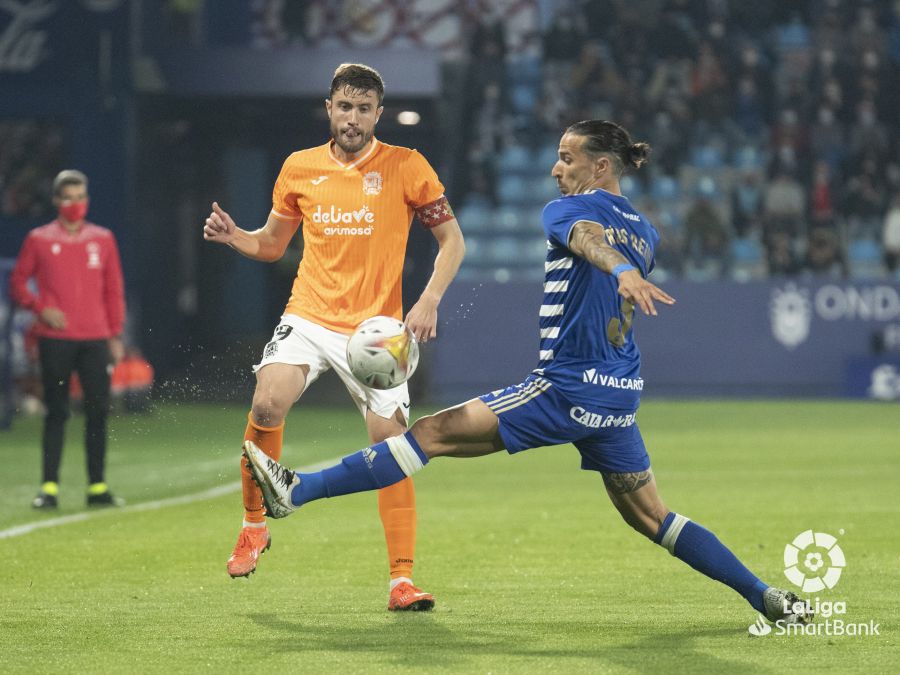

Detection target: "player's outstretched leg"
[655, 511, 811, 624]
[603, 469, 812, 625]
[243, 440, 301, 517]
[243, 431, 428, 518]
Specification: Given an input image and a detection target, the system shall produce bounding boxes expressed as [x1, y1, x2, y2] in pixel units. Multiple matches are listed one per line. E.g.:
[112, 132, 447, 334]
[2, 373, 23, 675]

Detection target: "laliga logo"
[770, 284, 811, 349]
[783, 530, 845, 593]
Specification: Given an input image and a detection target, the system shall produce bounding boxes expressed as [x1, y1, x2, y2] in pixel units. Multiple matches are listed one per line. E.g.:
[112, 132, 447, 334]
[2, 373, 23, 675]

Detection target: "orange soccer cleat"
[388, 581, 435, 612]
[227, 526, 272, 578]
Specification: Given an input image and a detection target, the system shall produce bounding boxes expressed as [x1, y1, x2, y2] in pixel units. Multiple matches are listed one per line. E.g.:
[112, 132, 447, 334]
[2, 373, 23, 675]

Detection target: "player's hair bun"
[628, 142, 651, 169]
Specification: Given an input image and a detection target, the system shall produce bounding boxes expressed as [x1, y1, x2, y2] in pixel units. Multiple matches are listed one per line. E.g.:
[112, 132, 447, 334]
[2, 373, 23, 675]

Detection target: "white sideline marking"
[0, 456, 340, 540]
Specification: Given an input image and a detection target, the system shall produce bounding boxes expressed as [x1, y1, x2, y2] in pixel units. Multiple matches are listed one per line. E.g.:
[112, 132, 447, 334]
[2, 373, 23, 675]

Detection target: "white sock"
[243, 520, 266, 529]
[390, 576, 412, 591]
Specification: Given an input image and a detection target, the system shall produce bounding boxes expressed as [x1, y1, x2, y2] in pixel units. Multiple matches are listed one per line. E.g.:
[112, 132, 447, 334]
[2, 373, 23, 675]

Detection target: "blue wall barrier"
[430, 280, 900, 401]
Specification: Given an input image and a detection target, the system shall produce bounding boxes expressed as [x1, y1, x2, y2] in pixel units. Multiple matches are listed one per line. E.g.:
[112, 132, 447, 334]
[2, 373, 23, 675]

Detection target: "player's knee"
[249, 392, 288, 427]
[409, 414, 449, 459]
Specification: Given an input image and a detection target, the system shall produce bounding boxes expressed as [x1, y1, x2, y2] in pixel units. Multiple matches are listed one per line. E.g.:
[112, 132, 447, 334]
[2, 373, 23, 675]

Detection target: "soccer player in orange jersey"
[203, 63, 465, 610]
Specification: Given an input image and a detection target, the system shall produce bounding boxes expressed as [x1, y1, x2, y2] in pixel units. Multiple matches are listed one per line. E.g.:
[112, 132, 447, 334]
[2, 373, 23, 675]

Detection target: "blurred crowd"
[458, 0, 900, 281]
[0, 121, 65, 220]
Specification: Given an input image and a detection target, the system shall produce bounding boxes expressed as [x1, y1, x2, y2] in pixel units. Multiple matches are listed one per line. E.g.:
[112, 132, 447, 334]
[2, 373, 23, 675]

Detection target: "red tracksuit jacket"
[10, 220, 125, 340]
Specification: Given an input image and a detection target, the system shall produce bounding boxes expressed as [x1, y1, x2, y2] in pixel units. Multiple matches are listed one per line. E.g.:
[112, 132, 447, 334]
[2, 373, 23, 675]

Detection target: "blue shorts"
[479, 374, 650, 474]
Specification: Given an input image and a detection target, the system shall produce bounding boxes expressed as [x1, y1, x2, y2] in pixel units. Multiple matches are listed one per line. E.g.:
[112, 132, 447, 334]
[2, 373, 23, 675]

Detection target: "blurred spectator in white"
[764, 170, 806, 237]
[883, 195, 900, 273]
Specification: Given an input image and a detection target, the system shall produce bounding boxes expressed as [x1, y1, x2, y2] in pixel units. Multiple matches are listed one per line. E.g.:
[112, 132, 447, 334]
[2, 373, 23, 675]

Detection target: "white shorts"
[253, 314, 410, 423]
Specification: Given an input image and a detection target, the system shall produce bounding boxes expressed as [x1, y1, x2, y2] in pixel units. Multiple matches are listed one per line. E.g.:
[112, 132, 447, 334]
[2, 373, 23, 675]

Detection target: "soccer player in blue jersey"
[242, 120, 811, 625]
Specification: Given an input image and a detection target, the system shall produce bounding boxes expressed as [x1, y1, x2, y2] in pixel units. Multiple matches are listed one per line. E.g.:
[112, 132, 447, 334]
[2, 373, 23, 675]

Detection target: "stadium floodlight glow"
[397, 111, 421, 125]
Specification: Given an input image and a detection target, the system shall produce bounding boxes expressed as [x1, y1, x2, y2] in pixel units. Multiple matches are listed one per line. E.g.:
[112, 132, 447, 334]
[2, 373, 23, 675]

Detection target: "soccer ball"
[346, 316, 419, 390]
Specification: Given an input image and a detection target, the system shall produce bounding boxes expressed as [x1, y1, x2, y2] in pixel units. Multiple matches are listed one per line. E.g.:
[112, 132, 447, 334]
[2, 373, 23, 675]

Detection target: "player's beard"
[332, 124, 373, 155]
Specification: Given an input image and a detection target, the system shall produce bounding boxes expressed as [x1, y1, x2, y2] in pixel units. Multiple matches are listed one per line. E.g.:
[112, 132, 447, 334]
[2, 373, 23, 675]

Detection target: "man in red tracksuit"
[10, 170, 126, 509]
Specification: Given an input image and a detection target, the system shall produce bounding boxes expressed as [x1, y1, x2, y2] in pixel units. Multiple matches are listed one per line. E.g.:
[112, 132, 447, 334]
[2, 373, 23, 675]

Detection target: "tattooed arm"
[568, 220, 675, 316]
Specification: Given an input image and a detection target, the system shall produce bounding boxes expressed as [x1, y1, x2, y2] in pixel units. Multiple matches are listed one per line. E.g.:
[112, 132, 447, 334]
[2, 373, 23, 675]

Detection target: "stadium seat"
[694, 175, 723, 200]
[521, 266, 547, 283]
[651, 175, 681, 202]
[620, 175, 644, 200]
[459, 235, 487, 266]
[522, 236, 550, 264]
[493, 205, 533, 233]
[732, 145, 764, 171]
[684, 258, 724, 282]
[506, 57, 542, 85]
[457, 202, 491, 233]
[487, 236, 525, 265]
[655, 205, 684, 230]
[527, 175, 560, 204]
[848, 238, 884, 279]
[690, 145, 725, 170]
[731, 237, 764, 263]
[510, 84, 539, 113]
[498, 145, 532, 174]
[536, 143, 560, 169]
[497, 174, 532, 204]
[729, 237, 767, 282]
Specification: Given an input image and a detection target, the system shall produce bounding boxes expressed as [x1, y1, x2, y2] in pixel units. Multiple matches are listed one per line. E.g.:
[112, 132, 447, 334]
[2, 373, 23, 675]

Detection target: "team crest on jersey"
[86, 242, 101, 269]
[362, 171, 383, 196]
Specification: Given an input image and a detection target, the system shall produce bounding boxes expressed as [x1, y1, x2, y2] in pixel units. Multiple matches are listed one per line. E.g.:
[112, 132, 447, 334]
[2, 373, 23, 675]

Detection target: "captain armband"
[414, 195, 455, 228]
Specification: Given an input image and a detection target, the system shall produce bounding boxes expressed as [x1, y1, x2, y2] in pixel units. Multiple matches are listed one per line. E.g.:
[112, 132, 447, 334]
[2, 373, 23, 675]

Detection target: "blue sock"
[291, 432, 428, 506]
[656, 512, 769, 614]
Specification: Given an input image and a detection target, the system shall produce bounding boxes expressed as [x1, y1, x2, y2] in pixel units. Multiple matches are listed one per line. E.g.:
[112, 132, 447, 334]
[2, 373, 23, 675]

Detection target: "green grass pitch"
[1, 400, 897, 673]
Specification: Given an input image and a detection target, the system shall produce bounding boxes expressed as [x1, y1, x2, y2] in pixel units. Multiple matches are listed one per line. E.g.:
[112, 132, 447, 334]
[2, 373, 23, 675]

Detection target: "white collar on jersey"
[328, 137, 380, 171]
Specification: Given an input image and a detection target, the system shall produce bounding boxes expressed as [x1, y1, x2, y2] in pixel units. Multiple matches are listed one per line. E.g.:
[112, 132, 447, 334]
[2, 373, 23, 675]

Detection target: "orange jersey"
[271, 138, 446, 333]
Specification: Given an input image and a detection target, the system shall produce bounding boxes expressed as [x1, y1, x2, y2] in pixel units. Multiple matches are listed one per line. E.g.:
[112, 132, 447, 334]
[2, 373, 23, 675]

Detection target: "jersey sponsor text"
[569, 406, 636, 429]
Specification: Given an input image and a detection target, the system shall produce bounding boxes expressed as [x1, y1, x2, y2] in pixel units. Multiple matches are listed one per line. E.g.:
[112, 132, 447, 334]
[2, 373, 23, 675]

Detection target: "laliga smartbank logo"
[783, 529, 844, 592]
[312, 204, 376, 236]
[748, 529, 880, 638]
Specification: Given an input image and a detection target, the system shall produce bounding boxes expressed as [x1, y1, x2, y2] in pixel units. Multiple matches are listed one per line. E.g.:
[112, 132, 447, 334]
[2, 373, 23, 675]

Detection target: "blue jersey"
[535, 188, 659, 409]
